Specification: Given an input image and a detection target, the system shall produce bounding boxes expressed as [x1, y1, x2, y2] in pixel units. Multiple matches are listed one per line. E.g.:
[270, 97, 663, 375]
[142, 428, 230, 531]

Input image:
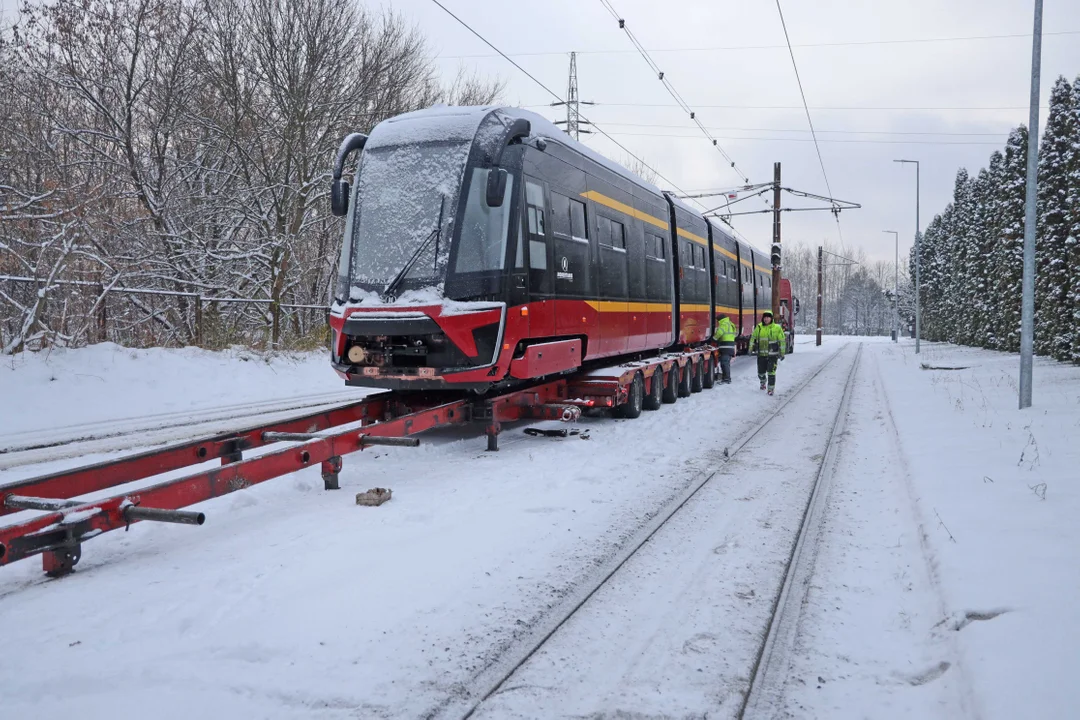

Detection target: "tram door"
[524, 177, 555, 337]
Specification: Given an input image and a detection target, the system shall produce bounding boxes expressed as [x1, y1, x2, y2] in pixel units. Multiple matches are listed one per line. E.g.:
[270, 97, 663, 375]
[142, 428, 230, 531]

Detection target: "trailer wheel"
[614, 372, 644, 419]
[678, 362, 692, 398]
[643, 369, 663, 410]
[690, 359, 704, 393]
[702, 355, 715, 389]
[662, 366, 679, 404]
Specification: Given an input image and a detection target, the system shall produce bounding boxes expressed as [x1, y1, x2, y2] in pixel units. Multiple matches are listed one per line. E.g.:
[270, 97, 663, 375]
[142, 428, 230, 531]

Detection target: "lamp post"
[894, 159, 920, 353]
[883, 231, 899, 342]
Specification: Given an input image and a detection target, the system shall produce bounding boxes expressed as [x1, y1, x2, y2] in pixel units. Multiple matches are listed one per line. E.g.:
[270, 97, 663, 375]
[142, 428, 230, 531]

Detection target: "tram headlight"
[346, 345, 367, 364]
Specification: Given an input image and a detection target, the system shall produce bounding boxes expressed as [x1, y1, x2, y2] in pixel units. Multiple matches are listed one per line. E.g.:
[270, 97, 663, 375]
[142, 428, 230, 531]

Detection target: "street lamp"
[883, 231, 899, 342]
[894, 159, 920, 354]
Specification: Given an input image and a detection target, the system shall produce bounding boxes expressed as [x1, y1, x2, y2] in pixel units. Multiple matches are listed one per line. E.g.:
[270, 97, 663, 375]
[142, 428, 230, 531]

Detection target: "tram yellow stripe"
[580, 191, 669, 231]
[585, 301, 673, 313]
[715, 245, 756, 268]
[579, 190, 761, 270]
[676, 227, 708, 247]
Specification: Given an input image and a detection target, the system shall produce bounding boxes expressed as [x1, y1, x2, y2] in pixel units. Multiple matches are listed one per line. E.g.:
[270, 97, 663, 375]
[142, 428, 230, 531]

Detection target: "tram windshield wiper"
[382, 195, 446, 299]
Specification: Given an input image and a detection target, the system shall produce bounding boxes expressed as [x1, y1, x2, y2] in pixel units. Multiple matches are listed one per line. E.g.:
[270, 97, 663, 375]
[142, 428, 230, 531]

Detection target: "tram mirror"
[330, 179, 351, 217]
[486, 168, 508, 207]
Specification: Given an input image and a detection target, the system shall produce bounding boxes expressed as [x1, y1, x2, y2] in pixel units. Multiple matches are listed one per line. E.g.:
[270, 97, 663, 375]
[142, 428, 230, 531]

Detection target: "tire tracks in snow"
[868, 348, 982, 720]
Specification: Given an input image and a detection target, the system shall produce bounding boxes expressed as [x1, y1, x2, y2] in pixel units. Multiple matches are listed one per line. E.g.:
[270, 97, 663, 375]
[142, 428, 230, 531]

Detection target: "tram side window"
[655, 235, 666, 259]
[597, 216, 612, 246]
[550, 192, 571, 237]
[570, 198, 588, 240]
[526, 180, 546, 270]
[599, 217, 625, 249]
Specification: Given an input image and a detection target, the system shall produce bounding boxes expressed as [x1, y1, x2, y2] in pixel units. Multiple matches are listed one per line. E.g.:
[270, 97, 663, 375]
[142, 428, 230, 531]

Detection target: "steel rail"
[737, 343, 863, 718]
[426, 343, 852, 720]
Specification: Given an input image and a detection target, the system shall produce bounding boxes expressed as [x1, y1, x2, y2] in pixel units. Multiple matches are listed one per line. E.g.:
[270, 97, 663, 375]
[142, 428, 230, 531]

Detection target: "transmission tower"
[552, 52, 592, 140]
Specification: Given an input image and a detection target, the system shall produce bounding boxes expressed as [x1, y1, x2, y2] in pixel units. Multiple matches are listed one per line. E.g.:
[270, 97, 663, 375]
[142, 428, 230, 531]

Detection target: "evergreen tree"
[1035, 76, 1076, 359]
[993, 127, 1029, 352]
[967, 166, 998, 348]
[950, 170, 978, 346]
[1068, 75, 1080, 363]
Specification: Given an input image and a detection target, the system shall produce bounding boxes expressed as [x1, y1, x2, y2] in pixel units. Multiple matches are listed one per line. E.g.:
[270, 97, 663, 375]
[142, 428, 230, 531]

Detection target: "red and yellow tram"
[327, 106, 793, 392]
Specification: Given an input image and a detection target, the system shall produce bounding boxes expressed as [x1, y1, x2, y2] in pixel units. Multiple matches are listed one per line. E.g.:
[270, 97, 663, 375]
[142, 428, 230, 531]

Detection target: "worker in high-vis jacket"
[712, 313, 738, 384]
[749, 309, 786, 396]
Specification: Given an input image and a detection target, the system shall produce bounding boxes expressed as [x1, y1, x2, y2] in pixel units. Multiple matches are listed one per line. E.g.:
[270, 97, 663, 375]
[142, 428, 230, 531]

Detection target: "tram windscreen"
[346, 139, 470, 296]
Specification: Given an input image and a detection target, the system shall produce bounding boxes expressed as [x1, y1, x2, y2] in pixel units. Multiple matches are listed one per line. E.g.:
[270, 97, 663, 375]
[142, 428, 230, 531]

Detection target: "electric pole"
[883, 230, 899, 342]
[816, 246, 823, 347]
[771, 162, 782, 317]
[1019, 0, 1043, 409]
[895, 159, 921, 353]
[552, 52, 593, 140]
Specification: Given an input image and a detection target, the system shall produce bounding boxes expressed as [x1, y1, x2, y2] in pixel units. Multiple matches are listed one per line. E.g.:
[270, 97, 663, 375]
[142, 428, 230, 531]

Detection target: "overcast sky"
[407, 0, 1080, 263]
[4, 0, 1079, 263]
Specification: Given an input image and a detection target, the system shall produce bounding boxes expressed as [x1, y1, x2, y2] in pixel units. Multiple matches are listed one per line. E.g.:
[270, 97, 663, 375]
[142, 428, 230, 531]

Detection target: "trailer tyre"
[678, 362, 692, 398]
[662, 366, 679, 404]
[614, 372, 644, 419]
[702, 355, 715, 389]
[690, 359, 704, 393]
[643, 369, 663, 410]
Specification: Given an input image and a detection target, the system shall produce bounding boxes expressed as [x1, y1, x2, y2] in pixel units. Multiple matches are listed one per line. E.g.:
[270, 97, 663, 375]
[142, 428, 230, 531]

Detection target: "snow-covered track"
[425, 344, 852, 720]
[0, 391, 362, 470]
[737, 343, 863, 718]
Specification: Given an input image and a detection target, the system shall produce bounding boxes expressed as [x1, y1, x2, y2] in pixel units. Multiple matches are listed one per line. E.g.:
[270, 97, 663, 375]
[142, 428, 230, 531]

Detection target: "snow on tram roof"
[366, 105, 665, 196]
[366, 105, 768, 253]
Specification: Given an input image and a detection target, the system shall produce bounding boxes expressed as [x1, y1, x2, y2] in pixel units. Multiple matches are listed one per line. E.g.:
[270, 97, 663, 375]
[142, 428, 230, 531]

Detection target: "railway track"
[424, 343, 861, 720]
[0, 390, 364, 471]
[737, 343, 862, 718]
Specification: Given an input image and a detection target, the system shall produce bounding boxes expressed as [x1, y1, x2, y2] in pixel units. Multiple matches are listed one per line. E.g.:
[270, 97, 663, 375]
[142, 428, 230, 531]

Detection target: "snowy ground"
[1, 338, 1077, 719]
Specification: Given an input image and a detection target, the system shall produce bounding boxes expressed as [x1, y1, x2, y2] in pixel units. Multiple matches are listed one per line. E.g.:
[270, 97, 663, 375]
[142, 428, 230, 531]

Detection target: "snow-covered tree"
[991, 126, 1029, 353]
[1035, 77, 1076, 360]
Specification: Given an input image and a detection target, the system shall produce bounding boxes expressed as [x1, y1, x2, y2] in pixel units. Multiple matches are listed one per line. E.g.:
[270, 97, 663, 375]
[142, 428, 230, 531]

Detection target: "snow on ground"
[1, 338, 1077, 719]
[0, 340, 842, 719]
[471, 344, 864, 719]
[866, 340, 1080, 720]
[0, 342, 345, 437]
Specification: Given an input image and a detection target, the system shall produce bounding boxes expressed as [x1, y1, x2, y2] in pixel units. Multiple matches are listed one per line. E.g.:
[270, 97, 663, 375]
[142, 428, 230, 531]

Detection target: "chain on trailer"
[0, 347, 719, 579]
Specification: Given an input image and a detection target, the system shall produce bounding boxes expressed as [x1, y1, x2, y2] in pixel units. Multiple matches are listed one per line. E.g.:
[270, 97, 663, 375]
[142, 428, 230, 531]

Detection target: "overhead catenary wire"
[425, 0, 760, 243]
[597, 0, 760, 192]
[773, 0, 845, 247]
[522, 102, 1049, 111]
[426, 0, 678, 193]
[600, 122, 1010, 137]
[604, 131, 1006, 146]
[436, 29, 1080, 59]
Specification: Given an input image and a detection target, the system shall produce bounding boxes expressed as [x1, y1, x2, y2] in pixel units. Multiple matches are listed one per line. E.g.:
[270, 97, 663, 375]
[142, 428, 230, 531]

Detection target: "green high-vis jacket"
[713, 317, 737, 345]
[749, 321, 786, 356]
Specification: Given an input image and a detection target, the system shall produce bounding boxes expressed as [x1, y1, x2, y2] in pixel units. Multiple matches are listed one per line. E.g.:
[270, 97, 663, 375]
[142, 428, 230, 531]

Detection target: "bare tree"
[1, 0, 504, 353]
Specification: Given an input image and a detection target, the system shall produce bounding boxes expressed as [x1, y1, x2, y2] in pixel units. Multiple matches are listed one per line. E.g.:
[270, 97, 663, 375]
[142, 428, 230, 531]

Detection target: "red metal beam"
[0, 394, 402, 515]
[0, 399, 468, 571]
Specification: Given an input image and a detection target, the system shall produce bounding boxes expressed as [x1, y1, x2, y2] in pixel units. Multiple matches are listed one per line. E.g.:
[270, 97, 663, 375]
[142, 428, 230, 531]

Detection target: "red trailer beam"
[0, 394, 403, 515]
[0, 398, 468, 576]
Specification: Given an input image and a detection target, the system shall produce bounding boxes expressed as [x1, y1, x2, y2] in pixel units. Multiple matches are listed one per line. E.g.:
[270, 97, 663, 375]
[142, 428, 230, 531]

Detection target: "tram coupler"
[321, 455, 343, 490]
